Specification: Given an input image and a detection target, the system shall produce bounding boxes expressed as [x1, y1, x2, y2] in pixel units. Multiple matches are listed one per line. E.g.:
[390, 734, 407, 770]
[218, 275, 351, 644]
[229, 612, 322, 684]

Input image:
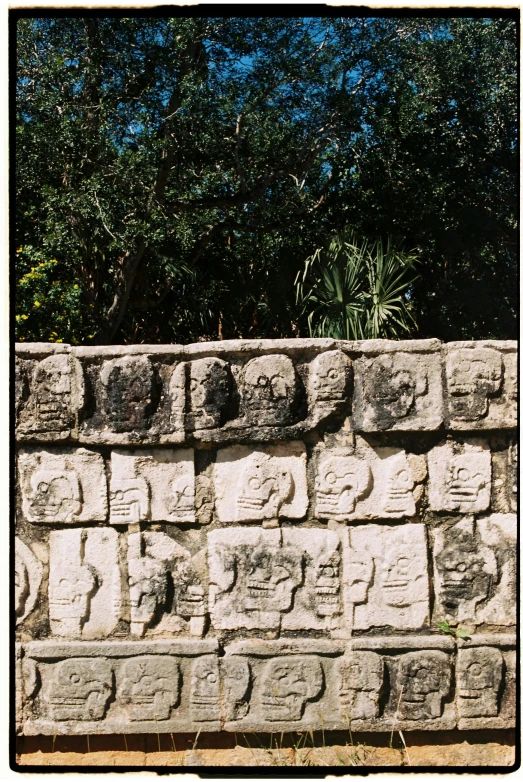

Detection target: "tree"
[15, 14, 517, 345]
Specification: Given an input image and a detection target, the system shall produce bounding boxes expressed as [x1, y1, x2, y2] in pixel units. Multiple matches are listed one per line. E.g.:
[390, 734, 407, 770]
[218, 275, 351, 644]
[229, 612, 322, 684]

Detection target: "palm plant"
[295, 230, 419, 340]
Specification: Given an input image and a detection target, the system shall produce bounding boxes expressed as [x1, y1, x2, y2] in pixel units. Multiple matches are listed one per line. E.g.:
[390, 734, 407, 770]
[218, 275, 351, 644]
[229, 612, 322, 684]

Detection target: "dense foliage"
[15, 15, 517, 345]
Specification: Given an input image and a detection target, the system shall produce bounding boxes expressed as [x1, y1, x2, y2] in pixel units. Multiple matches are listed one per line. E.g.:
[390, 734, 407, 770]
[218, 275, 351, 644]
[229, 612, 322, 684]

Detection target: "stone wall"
[14, 339, 517, 743]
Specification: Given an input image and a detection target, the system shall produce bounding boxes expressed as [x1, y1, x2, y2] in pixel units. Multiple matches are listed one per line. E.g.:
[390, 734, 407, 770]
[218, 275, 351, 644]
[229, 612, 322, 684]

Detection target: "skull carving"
[243, 543, 304, 613]
[190, 656, 221, 721]
[168, 474, 195, 520]
[261, 656, 323, 721]
[397, 651, 451, 721]
[445, 457, 487, 510]
[435, 529, 498, 619]
[33, 354, 83, 431]
[187, 357, 231, 430]
[315, 454, 372, 519]
[29, 468, 82, 522]
[381, 542, 426, 607]
[119, 657, 179, 721]
[128, 555, 167, 637]
[49, 561, 97, 636]
[102, 356, 156, 432]
[243, 354, 297, 426]
[110, 478, 150, 523]
[314, 548, 341, 617]
[367, 354, 427, 422]
[336, 652, 384, 719]
[457, 647, 503, 718]
[47, 658, 113, 721]
[447, 348, 503, 421]
[309, 350, 352, 411]
[237, 452, 293, 520]
[382, 455, 415, 515]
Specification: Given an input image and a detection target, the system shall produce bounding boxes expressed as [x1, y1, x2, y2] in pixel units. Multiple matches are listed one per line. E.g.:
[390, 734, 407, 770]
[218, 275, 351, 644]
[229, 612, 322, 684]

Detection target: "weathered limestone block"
[507, 440, 517, 511]
[101, 355, 158, 433]
[21, 639, 221, 734]
[17, 353, 85, 439]
[427, 440, 491, 513]
[190, 656, 251, 722]
[15, 538, 43, 626]
[241, 354, 298, 426]
[343, 524, 430, 629]
[127, 531, 205, 637]
[432, 515, 516, 626]
[19, 447, 108, 523]
[352, 344, 443, 431]
[118, 656, 180, 721]
[280, 528, 342, 631]
[445, 342, 517, 430]
[307, 349, 352, 423]
[109, 449, 195, 524]
[49, 528, 121, 638]
[187, 357, 232, 430]
[213, 442, 308, 522]
[334, 651, 384, 721]
[208, 528, 304, 631]
[386, 650, 454, 729]
[314, 440, 419, 521]
[456, 635, 516, 729]
[46, 658, 114, 721]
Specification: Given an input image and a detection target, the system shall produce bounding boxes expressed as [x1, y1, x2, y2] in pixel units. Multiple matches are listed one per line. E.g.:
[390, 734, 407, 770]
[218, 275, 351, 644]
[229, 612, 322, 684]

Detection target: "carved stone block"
[314, 441, 418, 521]
[457, 646, 503, 718]
[49, 528, 121, 638]
[190, 656, 251, 722]
[214, 442, 308, 522]
[507, 440, 517, 512]
[187, 357, 232, 430]
[352, 351, 443, 431]
[17, 354, 84, 437]
[427, 440, 491, 513]
[15, 538, 43, 626]
[433, 515, 516, 626]
[241, 354, 297, 426]
[118, 656, 180, 720]
[389, 651, 452, 723]
[21, 640, 221, 734]
[109, 449, 195, 524]
[334, 651, 383, 720]
[45, 658, 113, 721]
[208, 528, 304, 630]
[445, 344, 517, 430]
[344, 524, 430, 629]
[19, 447, 108, 523]
[308, 350, 352, 422]
[127, 531, 205, 637]
[100, 355, 158, 433]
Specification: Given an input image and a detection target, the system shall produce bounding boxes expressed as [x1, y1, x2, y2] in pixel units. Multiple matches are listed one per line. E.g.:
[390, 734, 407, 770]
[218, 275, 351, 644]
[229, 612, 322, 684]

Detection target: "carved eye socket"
[467, 663, 483, 677]
[142, 676, 153, 687]
[416, 667, 429, 681]
[456, 562, 467, 573]
[70, 673, 81, 684]
[321, 566, 335, 577]
[37, 482, 50, 494]
[325, 471, 337, 485]
[395, 470, 409, 484]
[256, 375, 269, 387]
[395, 557, 410, 574]
[59, 578, 70, 588]
[248, 477, 261, 490]
[327, 369, 339, 380]
[457, 468, 470, 481]
[207, 673, 218, 683]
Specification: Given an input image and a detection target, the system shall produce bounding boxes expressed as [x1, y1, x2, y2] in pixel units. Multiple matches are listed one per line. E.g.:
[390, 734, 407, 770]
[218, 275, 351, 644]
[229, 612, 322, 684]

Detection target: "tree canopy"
[14, 13, 518, 345]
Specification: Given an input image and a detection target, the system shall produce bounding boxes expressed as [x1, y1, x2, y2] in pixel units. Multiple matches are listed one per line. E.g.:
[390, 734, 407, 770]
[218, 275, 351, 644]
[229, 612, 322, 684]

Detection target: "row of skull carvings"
[15, 344, 517, 439]
[15, 514, 516, 640]
[18, 641, 516, 730]
[17, 437, 516, 526]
